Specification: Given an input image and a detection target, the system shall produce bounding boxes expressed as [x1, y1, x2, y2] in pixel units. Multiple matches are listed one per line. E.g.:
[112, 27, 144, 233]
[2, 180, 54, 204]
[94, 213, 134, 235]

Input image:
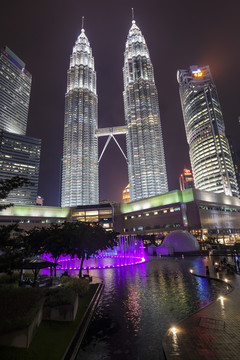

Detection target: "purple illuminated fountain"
[43, 235, 145, 271]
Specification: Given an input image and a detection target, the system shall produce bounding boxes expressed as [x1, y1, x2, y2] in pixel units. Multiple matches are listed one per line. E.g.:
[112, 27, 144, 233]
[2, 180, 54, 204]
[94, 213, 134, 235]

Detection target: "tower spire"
[131, 8, 134, 21]
[123, 21, 168, 201]
[62, 23, 99, 207]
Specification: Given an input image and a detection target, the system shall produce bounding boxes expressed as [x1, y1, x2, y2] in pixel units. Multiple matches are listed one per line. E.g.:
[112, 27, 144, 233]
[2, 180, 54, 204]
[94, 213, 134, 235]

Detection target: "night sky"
[1, 0, 240, 206]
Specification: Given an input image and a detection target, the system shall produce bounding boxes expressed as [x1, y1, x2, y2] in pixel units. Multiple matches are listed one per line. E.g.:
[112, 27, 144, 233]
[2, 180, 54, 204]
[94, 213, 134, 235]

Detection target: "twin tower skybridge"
[96, 125, 128, 164]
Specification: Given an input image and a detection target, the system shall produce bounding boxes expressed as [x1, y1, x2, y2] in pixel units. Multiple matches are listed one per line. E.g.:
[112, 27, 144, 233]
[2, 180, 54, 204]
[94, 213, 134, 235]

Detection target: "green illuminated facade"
[1, 190, 240, 243]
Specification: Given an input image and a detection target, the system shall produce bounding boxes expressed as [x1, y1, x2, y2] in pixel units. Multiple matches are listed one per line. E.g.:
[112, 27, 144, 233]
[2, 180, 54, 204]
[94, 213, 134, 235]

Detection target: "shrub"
[0, 272, 20, 284]
[64, 278, 89, 297]
[44, 287, 76, 308]
[0, 288, 43, 335]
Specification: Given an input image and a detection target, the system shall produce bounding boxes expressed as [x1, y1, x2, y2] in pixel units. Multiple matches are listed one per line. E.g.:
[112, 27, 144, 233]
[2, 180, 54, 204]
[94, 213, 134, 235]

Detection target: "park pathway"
[163, 256, 240, 359]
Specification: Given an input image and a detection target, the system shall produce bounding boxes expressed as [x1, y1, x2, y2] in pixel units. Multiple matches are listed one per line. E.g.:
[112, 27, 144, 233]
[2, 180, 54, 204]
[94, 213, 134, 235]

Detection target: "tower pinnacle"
[123, 22, 168, 201]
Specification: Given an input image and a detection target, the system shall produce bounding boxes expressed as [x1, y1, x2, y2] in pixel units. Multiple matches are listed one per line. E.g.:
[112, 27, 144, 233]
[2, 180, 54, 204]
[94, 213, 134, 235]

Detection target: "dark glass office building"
[0, 130, 41, 205]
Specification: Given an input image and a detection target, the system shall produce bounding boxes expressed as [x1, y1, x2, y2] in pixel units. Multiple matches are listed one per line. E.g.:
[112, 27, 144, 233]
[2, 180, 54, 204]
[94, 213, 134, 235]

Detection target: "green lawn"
[0, 284, 98, 360]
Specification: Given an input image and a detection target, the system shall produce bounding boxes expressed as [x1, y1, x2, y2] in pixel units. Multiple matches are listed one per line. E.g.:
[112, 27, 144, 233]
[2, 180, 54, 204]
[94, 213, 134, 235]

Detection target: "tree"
[0, 223, 31, 274]
[0, 176, 34, 275]
[27, 224, 70, 277]
[27, 221, 118, 278]
[67, 222, 118, 277]
[0, 175, 32, 210]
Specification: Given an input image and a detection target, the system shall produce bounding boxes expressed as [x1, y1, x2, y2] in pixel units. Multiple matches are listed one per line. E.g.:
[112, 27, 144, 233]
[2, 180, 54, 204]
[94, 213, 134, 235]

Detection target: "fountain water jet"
[43, 235, 145, 271]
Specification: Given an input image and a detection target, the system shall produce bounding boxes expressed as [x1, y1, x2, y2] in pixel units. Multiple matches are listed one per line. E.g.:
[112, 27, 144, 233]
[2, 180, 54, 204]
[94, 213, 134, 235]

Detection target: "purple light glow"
[43, 235, 146, 271]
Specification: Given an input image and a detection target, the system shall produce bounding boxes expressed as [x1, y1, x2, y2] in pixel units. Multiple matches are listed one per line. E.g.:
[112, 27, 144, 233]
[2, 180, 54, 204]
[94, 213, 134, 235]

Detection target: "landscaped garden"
[0, 177, 116, 357]
[0, 274, 99, 359]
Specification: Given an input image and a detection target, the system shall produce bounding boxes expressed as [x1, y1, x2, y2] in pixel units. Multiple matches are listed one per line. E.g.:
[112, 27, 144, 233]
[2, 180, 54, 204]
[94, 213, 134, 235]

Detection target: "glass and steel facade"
[0, 47, 41, 205]
[0, 130, 41, 205]
[123, 21, 168, 202]
[61, 28, 98, 207]
[0, 47, 31, 135]
[177, 66, 239, 198]
[71, 203, 113, 230]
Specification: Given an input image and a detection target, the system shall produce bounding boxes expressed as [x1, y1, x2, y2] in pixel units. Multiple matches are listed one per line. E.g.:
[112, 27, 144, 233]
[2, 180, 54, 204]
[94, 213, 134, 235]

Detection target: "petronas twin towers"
[61, 20, 168, 207]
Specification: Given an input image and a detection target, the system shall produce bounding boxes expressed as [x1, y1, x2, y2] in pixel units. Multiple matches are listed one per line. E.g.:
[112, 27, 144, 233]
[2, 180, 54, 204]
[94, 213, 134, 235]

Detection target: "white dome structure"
[161, 231, 200, 253]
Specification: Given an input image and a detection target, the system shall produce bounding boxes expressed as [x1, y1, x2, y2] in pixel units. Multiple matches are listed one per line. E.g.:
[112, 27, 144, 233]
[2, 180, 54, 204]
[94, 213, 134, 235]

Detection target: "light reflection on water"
[78, 256, 229, 360]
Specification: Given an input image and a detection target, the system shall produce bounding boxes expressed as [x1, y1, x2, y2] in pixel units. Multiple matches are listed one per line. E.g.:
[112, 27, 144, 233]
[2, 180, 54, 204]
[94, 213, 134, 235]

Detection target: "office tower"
[179, 168, 194, 191]
[0, 130, 41, 205]
[0, 47, 41, 205]
[61, 27, 98, 207]
[123, 20, 168, 202]
[36, 196, 44, 206]
[177, 65, 239, 197]
[122, 184, 130, 203]
[0, 47, 31, 135]
[227, 135, 240, 192]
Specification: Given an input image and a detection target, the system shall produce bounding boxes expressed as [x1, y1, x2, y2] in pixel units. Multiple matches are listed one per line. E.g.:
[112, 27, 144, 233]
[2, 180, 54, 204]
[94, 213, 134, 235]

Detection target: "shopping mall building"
[1, 188, 240, 244]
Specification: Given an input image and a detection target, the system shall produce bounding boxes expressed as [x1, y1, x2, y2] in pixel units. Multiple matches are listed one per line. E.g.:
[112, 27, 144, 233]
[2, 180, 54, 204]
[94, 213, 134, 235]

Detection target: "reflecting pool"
[77, 256, 229, 360]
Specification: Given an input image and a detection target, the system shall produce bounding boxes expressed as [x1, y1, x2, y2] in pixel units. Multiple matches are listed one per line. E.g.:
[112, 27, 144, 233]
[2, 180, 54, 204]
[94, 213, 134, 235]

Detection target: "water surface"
[78, 256, 229, 360]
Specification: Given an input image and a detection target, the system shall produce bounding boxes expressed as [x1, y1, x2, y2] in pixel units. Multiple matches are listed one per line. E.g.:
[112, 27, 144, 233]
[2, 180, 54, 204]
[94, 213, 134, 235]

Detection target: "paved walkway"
[163, 256, 240, 359]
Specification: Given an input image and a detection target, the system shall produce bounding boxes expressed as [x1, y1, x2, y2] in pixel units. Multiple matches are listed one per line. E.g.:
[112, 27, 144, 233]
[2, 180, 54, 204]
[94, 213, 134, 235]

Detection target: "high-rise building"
[123, 21, 168, 202]
[0, 47, 41, 205]
[179, 168, 194, 191]
[122, 184, 130, 203]
[61, 27, 98, 207]
[227, 135, 240, 192]
[0, 130, 41, 205]
[177, 66, 239, 197]
[0, 47, 31, 135]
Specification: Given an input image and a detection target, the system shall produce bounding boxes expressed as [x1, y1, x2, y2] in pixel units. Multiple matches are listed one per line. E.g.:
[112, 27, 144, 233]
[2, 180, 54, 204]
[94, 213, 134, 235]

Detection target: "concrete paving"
[163, 256, 240, 359]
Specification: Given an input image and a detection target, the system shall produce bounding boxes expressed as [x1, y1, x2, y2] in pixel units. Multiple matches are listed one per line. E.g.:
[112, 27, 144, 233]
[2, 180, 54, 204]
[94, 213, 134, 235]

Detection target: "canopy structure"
[20, 259, 60, 281]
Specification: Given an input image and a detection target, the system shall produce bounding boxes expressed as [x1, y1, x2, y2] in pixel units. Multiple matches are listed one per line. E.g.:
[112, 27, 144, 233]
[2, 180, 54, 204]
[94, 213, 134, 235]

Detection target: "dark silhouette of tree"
[0, 176, 34, 274]
[67, 222, 118, 277]
[27, 224, 69, 276]
[0, 224, 30, 274]
[27, 221, 118, 277]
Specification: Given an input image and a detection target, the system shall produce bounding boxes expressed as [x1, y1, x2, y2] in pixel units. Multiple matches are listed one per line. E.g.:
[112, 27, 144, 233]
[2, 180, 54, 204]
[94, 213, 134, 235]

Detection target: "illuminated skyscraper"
[123, 21, 168, 201]
[122, 184, 130, 203]
[0, 130, 41, 205]
[0, 47, 31, 135]
[0, 47, 41, 205]
[179, 168, 194, 191]
[177, 65, 239, 197]
[61, 27, 98, 207]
